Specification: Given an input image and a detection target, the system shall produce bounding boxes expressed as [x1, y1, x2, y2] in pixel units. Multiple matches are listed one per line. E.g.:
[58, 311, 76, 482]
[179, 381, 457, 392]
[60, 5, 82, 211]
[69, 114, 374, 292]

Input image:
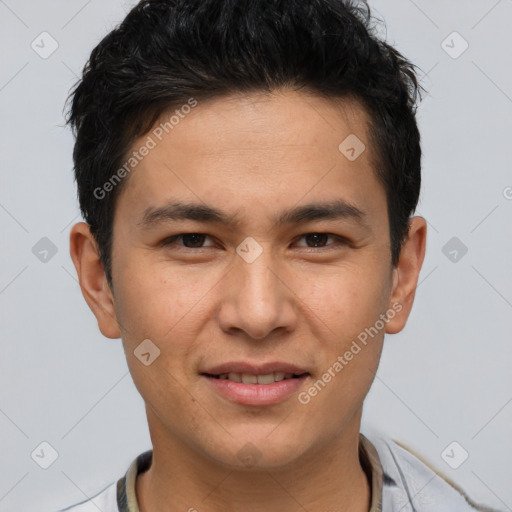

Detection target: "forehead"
[114, 88, 385, 230]
[157, 89, 373, 159]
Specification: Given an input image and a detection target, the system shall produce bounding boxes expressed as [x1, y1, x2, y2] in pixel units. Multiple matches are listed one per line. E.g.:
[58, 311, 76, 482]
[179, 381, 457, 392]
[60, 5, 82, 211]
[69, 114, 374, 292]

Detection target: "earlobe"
[385, 216, 427, 335]
[69, 222, 121, 339]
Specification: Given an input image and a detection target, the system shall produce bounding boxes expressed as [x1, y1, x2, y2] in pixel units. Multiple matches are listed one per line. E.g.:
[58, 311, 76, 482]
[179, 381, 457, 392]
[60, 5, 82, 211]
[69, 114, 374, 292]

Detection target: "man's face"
[92, 89, 406, 468]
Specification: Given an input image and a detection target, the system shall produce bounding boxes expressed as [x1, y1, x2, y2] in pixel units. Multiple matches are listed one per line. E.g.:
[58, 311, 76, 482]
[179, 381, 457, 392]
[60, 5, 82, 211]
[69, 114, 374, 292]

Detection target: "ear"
[69, 222, 121, 339]
[385, 216, 427, 334]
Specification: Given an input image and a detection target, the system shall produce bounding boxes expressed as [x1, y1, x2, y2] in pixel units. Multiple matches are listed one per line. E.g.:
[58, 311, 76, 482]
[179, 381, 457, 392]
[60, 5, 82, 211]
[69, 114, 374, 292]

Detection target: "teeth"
[257, 373, 275, 385]
[242, 374, 258, 384]
[214, 372, 304, 384]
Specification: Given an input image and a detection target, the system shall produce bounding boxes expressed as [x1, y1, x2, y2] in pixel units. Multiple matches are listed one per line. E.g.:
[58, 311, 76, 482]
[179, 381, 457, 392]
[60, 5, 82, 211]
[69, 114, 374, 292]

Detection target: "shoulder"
[57, 481, 118, 512]
[366, 434, 502, 512]
[56, 449, 151, 512]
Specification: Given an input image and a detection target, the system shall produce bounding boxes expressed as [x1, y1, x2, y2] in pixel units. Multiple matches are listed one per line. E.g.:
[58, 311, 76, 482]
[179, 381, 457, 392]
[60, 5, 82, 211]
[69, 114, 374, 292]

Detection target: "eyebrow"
[138, 198, 370, 231]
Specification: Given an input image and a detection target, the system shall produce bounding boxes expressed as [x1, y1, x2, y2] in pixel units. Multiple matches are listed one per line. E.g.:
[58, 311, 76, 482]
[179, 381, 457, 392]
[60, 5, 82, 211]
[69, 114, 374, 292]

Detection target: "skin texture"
[70, 88, 427, 512]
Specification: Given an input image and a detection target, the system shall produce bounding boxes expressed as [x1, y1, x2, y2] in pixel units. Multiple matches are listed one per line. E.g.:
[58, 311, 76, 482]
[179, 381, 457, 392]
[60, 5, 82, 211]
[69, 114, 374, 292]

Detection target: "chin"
[203, 428, 309, 471]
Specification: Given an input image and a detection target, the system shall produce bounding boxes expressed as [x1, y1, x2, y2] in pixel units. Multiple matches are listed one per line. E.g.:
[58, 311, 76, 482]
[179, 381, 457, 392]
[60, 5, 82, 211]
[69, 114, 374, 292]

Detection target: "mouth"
[200, 364, 311, 406]
[202, 371, 309, 384]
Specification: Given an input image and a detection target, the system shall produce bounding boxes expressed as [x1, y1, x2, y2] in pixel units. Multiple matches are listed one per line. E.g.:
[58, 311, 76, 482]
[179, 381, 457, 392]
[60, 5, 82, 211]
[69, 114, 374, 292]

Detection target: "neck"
[136, 411, 371, 512]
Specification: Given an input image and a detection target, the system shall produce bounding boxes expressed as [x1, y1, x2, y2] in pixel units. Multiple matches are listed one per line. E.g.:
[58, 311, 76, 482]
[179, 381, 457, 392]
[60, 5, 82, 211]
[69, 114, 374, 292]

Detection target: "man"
[62, 0, 500, 510]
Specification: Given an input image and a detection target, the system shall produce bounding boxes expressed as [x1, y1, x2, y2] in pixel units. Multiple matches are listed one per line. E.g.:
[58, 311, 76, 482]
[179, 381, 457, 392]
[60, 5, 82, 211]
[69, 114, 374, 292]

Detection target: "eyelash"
[160, 233, 349, 252]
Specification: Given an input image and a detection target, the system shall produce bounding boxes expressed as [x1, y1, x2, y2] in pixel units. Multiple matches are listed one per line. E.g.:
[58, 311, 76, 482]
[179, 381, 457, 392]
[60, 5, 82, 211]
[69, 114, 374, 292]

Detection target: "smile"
[204, 372, 307, 384]
[201, 372, 310, 406]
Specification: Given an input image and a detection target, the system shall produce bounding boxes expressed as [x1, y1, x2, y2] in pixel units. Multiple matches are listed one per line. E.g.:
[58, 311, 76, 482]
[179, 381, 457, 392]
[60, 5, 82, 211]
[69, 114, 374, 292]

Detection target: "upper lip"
[202, 362, 309, 376]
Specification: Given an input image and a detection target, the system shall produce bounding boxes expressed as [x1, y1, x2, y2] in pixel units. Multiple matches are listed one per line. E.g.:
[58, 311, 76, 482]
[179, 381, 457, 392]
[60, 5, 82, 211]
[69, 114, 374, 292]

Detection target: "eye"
[161, 233, 216, 249]
[293, 233, 348, 250]
[160, 232, 349, 252]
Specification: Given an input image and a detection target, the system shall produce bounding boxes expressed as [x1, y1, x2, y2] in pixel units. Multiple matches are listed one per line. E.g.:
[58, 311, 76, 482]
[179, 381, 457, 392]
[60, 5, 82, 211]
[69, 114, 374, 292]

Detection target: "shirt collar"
[117, 433, 384, 512]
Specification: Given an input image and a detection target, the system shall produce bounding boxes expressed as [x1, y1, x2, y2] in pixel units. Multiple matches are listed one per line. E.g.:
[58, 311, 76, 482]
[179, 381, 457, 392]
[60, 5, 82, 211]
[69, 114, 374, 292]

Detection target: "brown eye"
[304, 233, 330, 247]
[294, 233, 346, 250]
[180, 233, 207, 248]
[162, 233, 215, 249]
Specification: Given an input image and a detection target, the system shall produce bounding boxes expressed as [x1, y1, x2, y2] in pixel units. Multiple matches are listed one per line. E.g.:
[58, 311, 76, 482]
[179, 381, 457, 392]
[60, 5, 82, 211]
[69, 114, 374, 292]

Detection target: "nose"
[216, 246, 298, 341]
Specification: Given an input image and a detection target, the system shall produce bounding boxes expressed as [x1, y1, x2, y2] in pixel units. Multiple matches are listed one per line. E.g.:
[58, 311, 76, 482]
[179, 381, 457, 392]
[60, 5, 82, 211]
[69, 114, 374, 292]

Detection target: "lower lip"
[202, 374, 309, 406]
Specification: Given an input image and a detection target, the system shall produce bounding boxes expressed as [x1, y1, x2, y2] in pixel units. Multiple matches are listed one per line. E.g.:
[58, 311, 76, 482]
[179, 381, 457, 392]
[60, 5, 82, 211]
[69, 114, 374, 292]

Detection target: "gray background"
[1, 0, 511, 510]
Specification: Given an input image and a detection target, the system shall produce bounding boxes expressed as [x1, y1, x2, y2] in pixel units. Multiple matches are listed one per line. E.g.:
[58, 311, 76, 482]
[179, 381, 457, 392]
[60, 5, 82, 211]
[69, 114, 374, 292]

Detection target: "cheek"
[113, 261, 207, 407]
[295, 261, 391, 342]
[295, 262, 390, 415]
[113, 257, 229, 400]
[114, 255, 213, 343]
